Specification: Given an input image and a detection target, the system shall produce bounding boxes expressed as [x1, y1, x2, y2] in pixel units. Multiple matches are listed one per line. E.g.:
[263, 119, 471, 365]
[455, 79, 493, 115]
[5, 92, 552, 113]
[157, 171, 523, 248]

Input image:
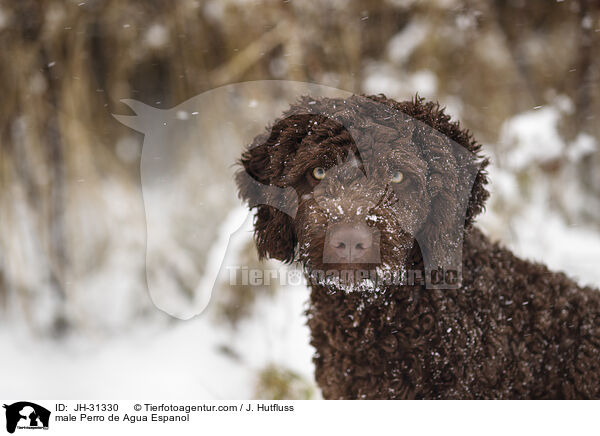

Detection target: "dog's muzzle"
[323, 222, 381, 264]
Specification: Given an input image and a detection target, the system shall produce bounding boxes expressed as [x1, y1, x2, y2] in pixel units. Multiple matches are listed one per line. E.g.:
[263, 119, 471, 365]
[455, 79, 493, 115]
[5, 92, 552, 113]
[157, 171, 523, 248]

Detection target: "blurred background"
[1, 0, 599, 399]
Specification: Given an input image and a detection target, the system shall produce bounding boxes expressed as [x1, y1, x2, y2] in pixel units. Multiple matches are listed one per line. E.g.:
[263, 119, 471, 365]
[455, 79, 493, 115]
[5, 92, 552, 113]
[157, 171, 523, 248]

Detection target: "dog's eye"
[312, 167, 326, 180]
[391, 170, 404, 184]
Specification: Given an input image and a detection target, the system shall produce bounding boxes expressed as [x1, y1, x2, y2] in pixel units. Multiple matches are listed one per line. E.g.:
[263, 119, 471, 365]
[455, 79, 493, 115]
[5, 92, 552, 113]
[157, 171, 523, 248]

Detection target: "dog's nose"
[326, 223, 374, 263]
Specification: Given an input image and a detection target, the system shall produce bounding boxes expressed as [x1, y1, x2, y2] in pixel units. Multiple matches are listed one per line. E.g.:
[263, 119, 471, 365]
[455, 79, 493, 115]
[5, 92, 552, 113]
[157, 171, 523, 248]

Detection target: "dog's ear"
[250, 204, 297, 263]
[398, 96, 490, 225]
[416, 127, 484, 288]
[235, 120, 302, 263]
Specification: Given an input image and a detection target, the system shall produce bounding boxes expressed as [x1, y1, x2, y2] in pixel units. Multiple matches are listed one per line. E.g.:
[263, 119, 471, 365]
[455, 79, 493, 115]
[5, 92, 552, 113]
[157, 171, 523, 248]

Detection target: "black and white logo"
[3, 402, 50, 434]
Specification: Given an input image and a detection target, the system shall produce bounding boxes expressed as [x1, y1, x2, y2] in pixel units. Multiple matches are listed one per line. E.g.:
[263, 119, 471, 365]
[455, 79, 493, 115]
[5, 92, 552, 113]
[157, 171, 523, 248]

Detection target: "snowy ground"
[1, 266, 315, 399]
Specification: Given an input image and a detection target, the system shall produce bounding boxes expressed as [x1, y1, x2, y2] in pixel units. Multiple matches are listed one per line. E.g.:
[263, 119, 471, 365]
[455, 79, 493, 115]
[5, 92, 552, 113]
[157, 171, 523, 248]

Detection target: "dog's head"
[236, 95, 489, 289]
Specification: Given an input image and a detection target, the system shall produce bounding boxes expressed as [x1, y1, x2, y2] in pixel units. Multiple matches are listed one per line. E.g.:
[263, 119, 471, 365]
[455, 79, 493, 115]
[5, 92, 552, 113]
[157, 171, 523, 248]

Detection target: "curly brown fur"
[236, 94, 600, 399]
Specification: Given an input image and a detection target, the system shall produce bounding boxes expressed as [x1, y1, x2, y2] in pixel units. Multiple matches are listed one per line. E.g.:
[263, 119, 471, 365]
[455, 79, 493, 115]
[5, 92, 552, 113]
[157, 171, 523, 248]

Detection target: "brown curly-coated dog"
[236, 94, 600, 399]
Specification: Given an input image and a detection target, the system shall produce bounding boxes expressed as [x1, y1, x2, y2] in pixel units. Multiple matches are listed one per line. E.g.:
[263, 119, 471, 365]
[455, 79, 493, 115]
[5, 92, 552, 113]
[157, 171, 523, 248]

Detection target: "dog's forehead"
[352, 135, 425, 170]
[282, 96, 477, 179]
[288, 131, 427, 181]
[301, 140, 357, 164]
